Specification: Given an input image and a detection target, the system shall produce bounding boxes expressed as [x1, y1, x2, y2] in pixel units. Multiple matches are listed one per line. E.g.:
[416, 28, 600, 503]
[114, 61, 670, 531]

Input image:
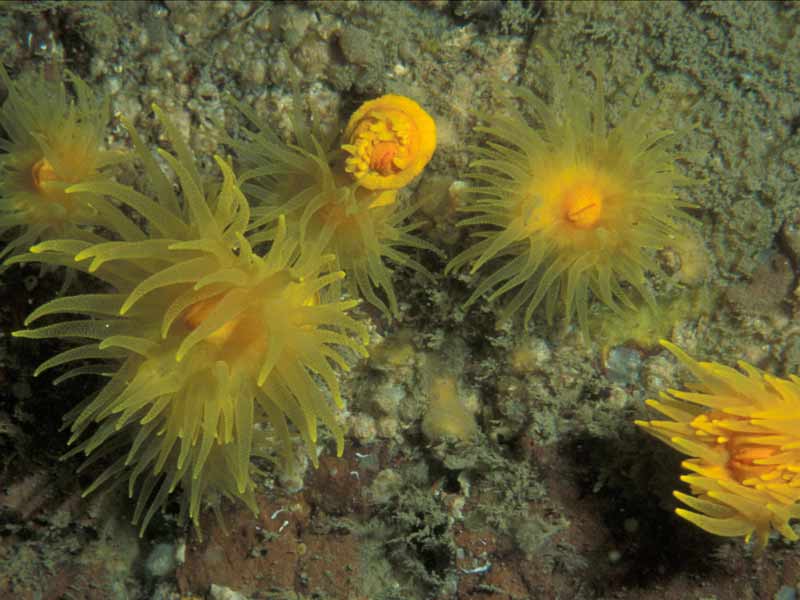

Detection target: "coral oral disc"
[563, 181, 603, 229]
[369, 140, 400, 175]
[182, 297, 238, 345]
[31, 157, 59, 192]
[346, 111, 410, 181]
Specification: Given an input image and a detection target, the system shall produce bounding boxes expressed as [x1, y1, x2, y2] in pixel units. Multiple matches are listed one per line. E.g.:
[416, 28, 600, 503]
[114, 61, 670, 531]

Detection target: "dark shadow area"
[559, 429, 723, 595]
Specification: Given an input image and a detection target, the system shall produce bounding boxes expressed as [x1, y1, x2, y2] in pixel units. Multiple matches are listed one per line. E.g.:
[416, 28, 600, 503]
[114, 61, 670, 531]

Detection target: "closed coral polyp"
[421, 358, 477, 443]
[342, 94, 436, 191]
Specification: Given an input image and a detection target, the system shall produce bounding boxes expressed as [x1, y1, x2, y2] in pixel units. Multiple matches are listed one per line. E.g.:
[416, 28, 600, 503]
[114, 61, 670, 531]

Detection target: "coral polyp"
[229, 95, 439, 317]
[0, 66, 127, 266]
[446, 50, 694, 335]
[13, 107, 368, 533]
[637, 341, 800, 548]
[342, 94, 437, 191]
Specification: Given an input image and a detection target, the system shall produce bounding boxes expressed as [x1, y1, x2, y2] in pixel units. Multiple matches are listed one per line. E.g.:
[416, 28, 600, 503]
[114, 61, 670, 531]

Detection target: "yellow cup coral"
[446, 49, 694, 336]
[636, 340, 800, 548]
[342, 94, 436, 191]
[0, 65, 127, 267]
[13, 107, 368, 534]
[228, 97, 439, 317]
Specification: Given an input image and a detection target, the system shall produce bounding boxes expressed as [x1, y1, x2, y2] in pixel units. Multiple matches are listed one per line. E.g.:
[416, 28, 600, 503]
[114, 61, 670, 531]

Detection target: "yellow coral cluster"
[2, 63, 439, 533]
[14, 107, 368, 532]
[637, 341, 800, 548]
[3, 45, 722, 548]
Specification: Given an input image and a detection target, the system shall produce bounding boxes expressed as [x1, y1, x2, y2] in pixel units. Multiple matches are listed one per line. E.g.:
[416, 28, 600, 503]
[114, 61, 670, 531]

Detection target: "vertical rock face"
[2, 1, 800, 599]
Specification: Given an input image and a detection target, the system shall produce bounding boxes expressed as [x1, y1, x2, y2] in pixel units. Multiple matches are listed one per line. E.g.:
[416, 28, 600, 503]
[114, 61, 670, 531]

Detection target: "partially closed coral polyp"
[637, 341, 800, 549]
[342, 94, 437, 191]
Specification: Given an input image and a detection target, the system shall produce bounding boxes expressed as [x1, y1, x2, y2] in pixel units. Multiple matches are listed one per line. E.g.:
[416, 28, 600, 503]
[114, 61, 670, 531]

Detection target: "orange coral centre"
[182, 298, 237, 345]
[31, 158, 59, 193]
[370, 141, 400, 175]
[562, 181, 603, 229]
[342, 95, 436, 191]
[343, 111, 411, 183]
[726, 435, 778, 481]
[695, 410, 781, 482]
